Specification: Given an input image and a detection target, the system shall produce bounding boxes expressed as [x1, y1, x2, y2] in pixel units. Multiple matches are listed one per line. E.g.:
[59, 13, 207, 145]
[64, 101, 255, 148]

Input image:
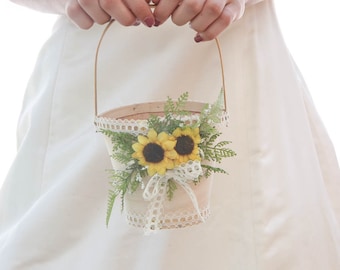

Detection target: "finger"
[185, 0, 225, 31]
[78, 0, 112, 25]
[171, 0, 206, 26]
[153, 0, 180, 26]
[124, 0, 155, 27]
[194, 1, 244, 42]
[99, 0, 137, 26]
[66, 1, 95, 29]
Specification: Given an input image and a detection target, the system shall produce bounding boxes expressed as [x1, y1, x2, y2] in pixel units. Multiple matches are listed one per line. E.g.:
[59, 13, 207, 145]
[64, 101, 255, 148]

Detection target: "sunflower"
[172, 127, 201, 165]
[132, 129, 178, 176]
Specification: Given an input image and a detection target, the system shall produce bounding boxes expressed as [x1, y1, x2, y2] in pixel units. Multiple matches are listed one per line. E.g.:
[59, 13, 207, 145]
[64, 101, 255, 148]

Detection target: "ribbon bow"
[142, 160, 204, 234]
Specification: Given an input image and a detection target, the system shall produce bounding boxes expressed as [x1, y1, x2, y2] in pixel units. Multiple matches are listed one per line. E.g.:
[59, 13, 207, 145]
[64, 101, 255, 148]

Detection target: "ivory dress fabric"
[1, 1, 340, 269]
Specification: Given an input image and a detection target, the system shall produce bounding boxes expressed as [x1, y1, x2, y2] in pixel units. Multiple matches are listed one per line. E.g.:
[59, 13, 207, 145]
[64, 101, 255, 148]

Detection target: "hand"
[64, 0, 155, 29]
[152, 0, 246, 42]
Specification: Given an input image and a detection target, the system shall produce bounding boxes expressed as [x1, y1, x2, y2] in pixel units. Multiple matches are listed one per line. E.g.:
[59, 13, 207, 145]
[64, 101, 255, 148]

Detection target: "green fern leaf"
[106, 189, 118, 227]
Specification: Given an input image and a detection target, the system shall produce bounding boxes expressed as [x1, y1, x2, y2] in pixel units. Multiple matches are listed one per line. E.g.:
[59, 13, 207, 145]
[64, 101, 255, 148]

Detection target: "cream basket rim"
[95, 100, 207, 120]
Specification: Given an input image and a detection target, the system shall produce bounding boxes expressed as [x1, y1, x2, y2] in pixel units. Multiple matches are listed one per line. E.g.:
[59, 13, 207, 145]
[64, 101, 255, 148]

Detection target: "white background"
[0, 0, 339, 187]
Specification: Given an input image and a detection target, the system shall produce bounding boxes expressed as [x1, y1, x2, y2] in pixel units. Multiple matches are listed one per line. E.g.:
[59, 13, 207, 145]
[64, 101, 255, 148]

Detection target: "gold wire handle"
[94, 20, 227, 117]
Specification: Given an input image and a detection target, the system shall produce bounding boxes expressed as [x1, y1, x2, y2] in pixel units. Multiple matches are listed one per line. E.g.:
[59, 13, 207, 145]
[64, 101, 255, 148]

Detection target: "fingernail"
[134, 19, 141, 26]
[154, 19, 161, 27]
[194, 34, 203, 43]
[143, 16, 155, 27]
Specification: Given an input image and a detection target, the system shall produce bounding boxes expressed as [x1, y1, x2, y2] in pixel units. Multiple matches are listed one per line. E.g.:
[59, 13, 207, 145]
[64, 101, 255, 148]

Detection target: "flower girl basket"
[94, 21, 230, 233]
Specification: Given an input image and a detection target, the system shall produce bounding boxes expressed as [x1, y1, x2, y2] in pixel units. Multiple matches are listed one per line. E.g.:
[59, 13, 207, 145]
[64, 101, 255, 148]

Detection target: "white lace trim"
[94, 115, 201, 135]
[126, 206, 210, 230]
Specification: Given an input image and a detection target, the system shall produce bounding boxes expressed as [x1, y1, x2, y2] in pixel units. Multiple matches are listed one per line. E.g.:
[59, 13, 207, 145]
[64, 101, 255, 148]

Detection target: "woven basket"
[94, 21, 228, 232]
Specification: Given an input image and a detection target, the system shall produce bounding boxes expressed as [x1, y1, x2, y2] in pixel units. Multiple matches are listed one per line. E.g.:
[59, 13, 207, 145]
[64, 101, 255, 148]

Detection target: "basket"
[94, 21, 229, 233]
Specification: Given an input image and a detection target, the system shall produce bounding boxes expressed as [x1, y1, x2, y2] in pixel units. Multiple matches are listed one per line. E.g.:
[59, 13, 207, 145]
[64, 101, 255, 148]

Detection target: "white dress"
[1, 1, 340, 269]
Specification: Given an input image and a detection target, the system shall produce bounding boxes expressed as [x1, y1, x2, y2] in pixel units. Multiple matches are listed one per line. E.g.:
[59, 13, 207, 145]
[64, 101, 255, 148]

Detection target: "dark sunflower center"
[143, 143, 165, 163]
[175, 135, 194, 155]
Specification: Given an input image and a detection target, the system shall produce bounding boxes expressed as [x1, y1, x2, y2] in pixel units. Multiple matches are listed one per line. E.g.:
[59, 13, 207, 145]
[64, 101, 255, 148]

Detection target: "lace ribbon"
[142, 160, 204, 234]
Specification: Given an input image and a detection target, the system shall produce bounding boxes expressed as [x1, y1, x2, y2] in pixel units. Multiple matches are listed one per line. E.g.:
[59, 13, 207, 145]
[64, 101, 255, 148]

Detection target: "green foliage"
[106, 189, 118, 227]
[201, 164, 227, 178]
[200, 133, 236, 163]
[164, 91, 189, 117]
[106, 166, 144, 226]
[148, 92, 192, 134]
[197, 89, 225, 140]
[99, 129, 136, 164]
[199, 90, 224, 123]
[166, 179, 178, 201]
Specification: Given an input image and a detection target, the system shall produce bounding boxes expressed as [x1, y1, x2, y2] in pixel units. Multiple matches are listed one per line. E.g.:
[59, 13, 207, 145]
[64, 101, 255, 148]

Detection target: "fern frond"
[106, 189, 119, 227]
[164, 92, 189, 116]
[100, 129, 136, 156]
[201, 164, 227, 178]
[147, 114, 164, 133]
[199, 89, 224, 125]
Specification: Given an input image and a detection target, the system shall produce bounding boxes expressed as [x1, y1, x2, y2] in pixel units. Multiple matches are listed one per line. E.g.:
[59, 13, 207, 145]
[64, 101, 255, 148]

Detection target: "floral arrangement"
[99, 91, 236, 226]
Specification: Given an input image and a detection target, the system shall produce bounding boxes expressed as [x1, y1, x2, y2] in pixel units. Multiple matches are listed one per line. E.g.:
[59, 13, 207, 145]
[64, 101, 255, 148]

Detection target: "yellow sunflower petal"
[147, 166, 157, 176]
[172, 128, 181, 137]
[147, 129, 157, 142]
[132, 143, 143, 152]
[137, 135, 149, 145]
[132, 152, 141, 159]
[194, 138, 201, 144]
[137, 157, 147, 165]
[189, 153, 201, 161]
[182, 129, 190, 136]
[178, 156, 188, 163]
[165, 149, 178, 160]
[174, 160, 181, 166]
[164, 159, 175, 170]
[154, 164, 166, 175]
[157, 132, 169, 142]
[162, 140, 176, 150]
[192, 147, 200, 155]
